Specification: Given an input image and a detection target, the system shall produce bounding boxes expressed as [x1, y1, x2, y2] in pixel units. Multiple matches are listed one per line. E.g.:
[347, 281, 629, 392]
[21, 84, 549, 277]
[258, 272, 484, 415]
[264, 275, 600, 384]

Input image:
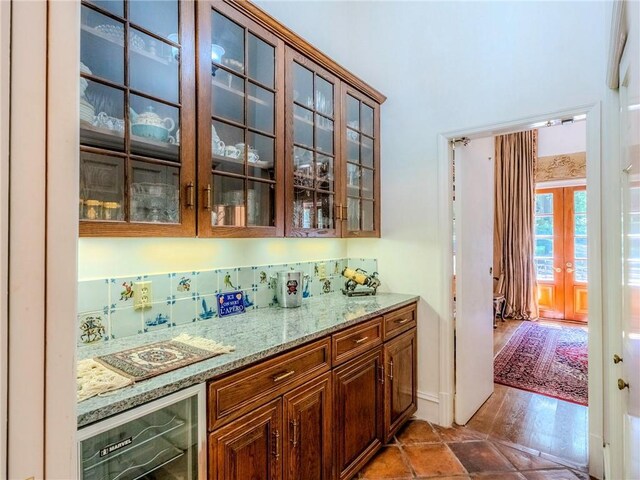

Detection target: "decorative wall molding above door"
[536, 152, 586, 182]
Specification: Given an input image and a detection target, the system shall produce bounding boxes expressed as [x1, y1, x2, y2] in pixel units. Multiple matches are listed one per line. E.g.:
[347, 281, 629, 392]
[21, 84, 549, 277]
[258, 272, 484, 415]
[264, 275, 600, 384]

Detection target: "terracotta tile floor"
[356, 419, 595, 479]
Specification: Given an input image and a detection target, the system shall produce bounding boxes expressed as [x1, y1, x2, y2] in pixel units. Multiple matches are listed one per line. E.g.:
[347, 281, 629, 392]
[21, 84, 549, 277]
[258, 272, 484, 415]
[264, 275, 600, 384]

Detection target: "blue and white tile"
[77, 310, 109, 346]
[197, 270, 218, 297]
[172, 297, 198, 324]
[196, 295, 217, 321]
[319, 277, 334, 295]
[267, 289, 279, 307]
[171, 271, 196, 300]
[78, 279, 110, 315]
[110, 307, 143, 339]
[348, 258, 378, 274]
[242, 289, 257, 310]
[219, 269, 239, 292]
[143, 302, 172, 332]
[363, 258, 378, 274]
[309, 276, 323, 297]
[329, 259, 344, 276]
[254, 266, 271, 288]
[144, 273, 172, 303]
[110, 276, 146, 309]
[237, 266, 255, 290]
[301, 276, 312, 299]
[254, 287, 274, 309]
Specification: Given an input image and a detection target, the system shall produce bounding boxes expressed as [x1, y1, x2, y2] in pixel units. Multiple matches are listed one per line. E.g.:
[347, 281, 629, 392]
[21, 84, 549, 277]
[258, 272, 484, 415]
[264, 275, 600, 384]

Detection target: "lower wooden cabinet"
[283, 373, 332, 480]
[384, 329, 418, 441]
[333, 347, 384, 480]
[209, 398, 282, 480]
[207, 303, 417, 480]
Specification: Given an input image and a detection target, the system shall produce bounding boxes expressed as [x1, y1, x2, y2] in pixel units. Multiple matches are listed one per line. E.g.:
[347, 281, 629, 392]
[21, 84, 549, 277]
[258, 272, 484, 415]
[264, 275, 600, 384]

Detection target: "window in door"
[534, 186, 588, 322]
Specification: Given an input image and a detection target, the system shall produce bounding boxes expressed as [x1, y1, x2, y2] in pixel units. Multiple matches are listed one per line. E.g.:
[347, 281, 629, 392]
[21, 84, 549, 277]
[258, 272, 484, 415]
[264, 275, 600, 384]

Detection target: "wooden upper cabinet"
[341, 85, 381, 238]
[79, 0, 196, 236]
[196, 0, 285, 237]
[79, 0, 384, 238]
[285, 47, 342, 238]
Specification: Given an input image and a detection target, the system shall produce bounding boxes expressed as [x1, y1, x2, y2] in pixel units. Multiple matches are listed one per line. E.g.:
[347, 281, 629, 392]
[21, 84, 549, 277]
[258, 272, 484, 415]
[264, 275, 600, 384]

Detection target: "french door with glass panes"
[534, 186, 588, 322]
[79, 0, 196, 236]
[197, 1, 285, 237]
[285, 47, 342, 237]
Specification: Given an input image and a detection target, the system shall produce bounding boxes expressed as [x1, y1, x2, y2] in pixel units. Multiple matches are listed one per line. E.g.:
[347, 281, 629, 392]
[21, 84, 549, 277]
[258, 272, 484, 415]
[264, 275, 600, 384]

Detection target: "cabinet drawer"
[331, 317, 383, 366]
[208, 338, 331, 431]
[383, 303, 417, 340]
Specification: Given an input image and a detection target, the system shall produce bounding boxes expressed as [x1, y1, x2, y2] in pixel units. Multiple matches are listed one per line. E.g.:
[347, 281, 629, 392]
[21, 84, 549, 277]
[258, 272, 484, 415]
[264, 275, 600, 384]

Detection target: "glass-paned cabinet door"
[197, 2, 284, 237]
[343, 86, 380, 237]
[79, 0, 196, 236]
[286, 48, 341, 237]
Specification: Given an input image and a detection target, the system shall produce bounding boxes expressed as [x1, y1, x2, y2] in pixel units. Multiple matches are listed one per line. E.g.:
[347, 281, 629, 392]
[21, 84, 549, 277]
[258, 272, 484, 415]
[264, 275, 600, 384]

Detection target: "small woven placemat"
[95, 335, 234, 382]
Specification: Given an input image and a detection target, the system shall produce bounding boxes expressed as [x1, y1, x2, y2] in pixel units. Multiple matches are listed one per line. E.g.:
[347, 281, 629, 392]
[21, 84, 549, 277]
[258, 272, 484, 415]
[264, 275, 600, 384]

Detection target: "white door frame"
[437, 103, 604, 478]
[7, 1, 79, 478]
[0, 1, 10, 478]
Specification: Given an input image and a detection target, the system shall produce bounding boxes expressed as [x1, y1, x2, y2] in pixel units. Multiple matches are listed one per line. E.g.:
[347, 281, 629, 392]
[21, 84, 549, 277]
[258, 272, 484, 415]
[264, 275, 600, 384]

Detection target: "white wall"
[256, 0, 609, 422]
[538, 121, 587, 157]
[78, 237, 347, 279]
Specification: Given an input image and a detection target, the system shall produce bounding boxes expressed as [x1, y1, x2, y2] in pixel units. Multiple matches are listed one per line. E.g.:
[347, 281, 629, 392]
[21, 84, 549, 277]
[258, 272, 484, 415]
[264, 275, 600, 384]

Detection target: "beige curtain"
[494, 130, 539, 320]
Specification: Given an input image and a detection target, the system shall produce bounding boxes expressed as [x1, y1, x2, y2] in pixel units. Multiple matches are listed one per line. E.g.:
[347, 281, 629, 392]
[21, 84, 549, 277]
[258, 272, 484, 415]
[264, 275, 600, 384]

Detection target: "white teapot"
[212, 125, 225, 155]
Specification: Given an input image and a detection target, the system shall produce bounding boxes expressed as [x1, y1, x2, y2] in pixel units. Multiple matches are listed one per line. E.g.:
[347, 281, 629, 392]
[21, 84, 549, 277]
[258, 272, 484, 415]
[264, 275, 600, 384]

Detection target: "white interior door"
[454, 136, 495, 425]
[619, 25, 640, 480]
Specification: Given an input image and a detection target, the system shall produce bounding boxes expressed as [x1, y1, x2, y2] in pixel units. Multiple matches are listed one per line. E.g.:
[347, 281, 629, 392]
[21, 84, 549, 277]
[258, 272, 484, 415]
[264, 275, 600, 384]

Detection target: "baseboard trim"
[414, 390, 439, 424]
[438, 391, 453, 427]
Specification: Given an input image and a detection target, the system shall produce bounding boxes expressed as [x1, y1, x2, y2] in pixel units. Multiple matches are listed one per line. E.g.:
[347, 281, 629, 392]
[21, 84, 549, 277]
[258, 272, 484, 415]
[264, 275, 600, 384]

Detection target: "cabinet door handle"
[272, 370, 295, 382]
[566, 268, 574, 273]
[554, 267, 562, 273]
[389, 360, 394, 381]
[618, 379, 630, 390]
[290, 419, 298, 447]
[395, 318, 409, 325]
[353, 336, 369, 344]
[272, 429, 280, 459]
[186, 182, 195, 208]
[204, 184, 212, 210]
[378, 364, 385, 384]
[613, 354, 623, 364]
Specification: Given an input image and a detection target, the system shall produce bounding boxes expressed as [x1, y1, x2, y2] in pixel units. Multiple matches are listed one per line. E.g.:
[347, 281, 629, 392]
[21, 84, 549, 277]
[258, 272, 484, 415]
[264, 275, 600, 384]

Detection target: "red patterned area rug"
[494, 323, 588, 406]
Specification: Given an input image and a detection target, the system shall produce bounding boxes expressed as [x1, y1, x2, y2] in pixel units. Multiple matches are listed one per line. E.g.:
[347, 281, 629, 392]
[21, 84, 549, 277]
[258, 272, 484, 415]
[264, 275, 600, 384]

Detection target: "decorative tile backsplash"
[77, 258, 378, 346]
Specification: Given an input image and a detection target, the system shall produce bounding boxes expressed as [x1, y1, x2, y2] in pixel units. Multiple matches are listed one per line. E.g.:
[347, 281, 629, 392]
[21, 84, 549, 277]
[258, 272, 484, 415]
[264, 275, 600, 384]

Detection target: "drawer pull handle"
[353, 336, 369, 344]
[273, 370, 295, 382]
[394, 318, 409, 325]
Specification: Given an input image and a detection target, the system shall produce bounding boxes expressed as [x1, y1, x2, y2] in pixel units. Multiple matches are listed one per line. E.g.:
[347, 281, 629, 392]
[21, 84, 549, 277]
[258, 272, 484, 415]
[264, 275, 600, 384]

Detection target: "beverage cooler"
[78, 384, 206, 479]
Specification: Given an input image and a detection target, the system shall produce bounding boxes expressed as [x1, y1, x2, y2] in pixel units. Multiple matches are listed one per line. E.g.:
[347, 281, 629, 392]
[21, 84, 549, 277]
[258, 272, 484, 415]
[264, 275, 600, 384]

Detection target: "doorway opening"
[443, 108, 601, 476]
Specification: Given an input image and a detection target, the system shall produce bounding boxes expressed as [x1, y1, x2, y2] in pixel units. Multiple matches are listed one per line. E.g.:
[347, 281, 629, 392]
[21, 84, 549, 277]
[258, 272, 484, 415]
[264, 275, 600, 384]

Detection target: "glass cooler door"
[78, 385, 205, 480]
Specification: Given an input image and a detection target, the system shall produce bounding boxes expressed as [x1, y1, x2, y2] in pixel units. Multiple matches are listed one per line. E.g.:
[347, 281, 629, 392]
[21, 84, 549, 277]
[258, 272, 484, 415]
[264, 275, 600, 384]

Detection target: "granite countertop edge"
[77, 293, 419, 428]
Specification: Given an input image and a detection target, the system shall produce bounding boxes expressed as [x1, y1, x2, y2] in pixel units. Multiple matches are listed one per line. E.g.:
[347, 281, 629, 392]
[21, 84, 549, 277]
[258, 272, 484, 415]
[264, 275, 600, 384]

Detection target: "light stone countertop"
[77, 292, 419, 428]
